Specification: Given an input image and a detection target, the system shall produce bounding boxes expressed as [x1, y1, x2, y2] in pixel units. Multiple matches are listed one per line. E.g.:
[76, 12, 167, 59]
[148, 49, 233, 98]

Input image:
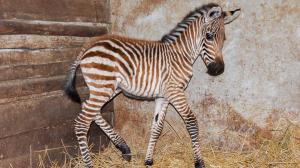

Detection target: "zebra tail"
[64, 61, 81, 103]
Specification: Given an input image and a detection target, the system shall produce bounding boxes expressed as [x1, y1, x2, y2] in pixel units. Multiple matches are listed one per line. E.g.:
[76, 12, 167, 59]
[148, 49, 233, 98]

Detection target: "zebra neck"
[171, 35, 202, 65]
[172, 23, 203, 64]
[167, 43, 193, 72]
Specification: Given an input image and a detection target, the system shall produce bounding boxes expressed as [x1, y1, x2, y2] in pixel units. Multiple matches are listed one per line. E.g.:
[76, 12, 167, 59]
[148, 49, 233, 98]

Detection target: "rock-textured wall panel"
[111, 0, 300, 148]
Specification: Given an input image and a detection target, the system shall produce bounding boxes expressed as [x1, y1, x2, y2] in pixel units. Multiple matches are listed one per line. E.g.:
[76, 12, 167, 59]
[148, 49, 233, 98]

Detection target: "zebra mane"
[161, 3, 220, 43]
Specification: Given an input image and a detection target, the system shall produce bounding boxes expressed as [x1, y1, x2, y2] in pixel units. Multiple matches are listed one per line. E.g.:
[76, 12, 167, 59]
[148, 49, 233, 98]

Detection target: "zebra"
[64, 3, 240, 168]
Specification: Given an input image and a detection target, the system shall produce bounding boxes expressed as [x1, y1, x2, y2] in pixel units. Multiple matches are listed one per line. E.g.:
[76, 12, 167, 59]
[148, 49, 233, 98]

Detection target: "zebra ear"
[208, 6, 222, 20]
[223, 8, 241, 24]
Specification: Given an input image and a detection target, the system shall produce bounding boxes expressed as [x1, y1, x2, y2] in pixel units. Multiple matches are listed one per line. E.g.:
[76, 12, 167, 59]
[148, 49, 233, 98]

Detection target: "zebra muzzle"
[207, 62, 224, 76]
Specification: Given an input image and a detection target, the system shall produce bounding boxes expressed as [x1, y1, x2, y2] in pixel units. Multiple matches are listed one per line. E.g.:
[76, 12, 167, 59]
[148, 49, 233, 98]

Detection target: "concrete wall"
[111, 0, 300, 149]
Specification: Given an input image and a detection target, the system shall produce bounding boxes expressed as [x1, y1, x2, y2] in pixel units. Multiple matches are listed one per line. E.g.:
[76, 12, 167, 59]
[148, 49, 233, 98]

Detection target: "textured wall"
[111, 0, 300, 148]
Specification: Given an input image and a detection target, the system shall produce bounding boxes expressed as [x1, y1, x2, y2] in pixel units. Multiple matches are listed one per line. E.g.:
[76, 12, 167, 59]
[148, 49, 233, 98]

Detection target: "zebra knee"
[74, 116, 91, 137]
[184, 112, 198, 128]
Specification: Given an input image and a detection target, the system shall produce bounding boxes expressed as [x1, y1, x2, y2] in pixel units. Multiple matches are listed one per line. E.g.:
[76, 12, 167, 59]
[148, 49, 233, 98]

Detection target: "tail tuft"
[64, 61, 81, 103]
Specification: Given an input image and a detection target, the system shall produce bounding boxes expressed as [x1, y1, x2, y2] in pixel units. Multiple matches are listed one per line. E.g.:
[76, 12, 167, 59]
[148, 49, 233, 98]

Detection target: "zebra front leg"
[94, 114, 131, 161]
[145, 98, 169, 166]
[166, 89, 205, 168]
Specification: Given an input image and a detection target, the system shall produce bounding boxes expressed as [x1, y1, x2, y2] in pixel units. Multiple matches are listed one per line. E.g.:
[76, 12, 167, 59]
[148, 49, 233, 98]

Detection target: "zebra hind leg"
[83, 86, 131, 162]
[94, 114, 131, 161]
[93, 88, 131, 161]
[74, 89, 126, 167]
[74, 100, 101, 168]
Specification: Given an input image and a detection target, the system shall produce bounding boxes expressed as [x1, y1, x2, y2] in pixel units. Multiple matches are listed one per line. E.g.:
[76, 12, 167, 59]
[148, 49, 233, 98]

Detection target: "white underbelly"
[117, 82, 162, 100]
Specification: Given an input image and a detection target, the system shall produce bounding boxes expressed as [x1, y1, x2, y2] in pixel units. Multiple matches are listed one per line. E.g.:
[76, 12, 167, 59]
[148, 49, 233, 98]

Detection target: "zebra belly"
[117, 76, 162, 99]
[121, 90, 155, 100]
[118, 85, 162, 99]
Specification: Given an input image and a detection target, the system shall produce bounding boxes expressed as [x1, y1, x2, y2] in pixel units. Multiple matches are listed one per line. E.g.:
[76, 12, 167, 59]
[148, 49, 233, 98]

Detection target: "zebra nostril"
[219, 65, 224, 74]
[207, 62, 224, 76]
[207, 62, 217, 76]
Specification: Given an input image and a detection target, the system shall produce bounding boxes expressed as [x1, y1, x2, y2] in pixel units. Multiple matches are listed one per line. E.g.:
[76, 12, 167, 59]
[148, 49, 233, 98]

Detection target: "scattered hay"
[45, 122, 300, 168]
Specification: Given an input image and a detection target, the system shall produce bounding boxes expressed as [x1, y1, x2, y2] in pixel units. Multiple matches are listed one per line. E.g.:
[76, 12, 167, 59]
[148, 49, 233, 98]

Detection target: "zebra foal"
[65, 3, 240, 168]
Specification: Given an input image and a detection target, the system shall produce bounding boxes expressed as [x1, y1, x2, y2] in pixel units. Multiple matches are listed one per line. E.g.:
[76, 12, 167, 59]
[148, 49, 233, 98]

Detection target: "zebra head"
[201, 5, 241, 76]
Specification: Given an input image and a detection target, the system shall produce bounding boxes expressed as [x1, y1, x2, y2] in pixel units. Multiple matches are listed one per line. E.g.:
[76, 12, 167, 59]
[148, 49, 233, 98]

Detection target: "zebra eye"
[206, 33, 214, 41]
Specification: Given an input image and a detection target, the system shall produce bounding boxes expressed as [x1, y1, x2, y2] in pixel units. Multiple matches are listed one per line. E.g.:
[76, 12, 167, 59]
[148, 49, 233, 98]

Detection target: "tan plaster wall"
[110, 0, 300, 148]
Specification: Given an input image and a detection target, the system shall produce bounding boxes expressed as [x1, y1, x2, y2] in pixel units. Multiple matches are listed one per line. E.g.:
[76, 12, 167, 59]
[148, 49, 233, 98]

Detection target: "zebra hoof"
[122, 153, 131, 162]
[144, 159, 153, 166]
[195, 159, 205, 168]
[116, 143, 131, 162]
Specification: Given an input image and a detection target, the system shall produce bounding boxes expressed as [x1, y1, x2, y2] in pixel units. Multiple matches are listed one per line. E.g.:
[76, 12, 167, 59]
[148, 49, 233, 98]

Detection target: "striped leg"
[145, 98, 169, 165]
[74, 87, 119, 167]
[166, 89, 205, 168]
[94, 114, 131, 161]
[74, 99, 103, 168]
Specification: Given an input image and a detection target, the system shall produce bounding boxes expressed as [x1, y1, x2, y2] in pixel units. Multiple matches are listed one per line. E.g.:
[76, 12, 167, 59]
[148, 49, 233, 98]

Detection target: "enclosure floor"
[42, 123, 300, 168]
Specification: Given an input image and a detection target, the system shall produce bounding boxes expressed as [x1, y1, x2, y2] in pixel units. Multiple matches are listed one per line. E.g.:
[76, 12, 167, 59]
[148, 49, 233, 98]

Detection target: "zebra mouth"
[207, 62, 224, 76]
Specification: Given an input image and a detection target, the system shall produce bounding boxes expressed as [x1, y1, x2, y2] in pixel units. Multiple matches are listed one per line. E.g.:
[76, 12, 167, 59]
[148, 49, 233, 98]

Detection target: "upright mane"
[161, 3, 220, 43]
